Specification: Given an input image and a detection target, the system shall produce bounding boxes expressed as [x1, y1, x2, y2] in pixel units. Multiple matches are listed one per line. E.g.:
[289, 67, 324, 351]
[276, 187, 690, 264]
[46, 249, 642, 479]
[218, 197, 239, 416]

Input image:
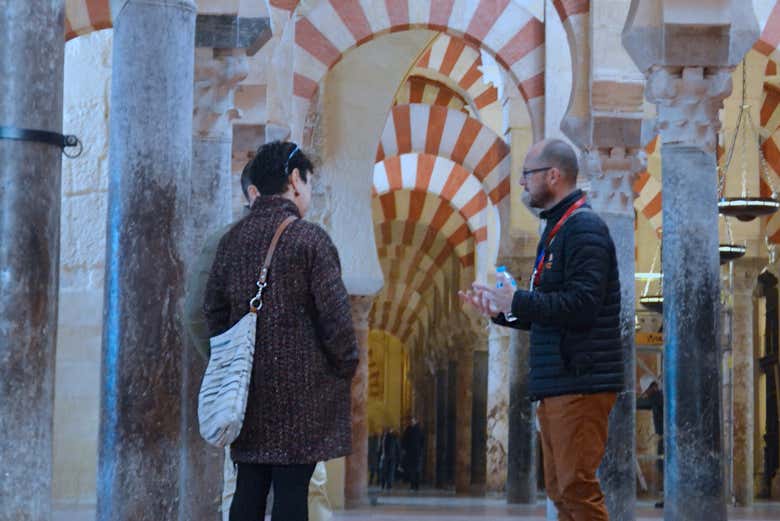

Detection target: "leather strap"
[257, 215, 297, 285]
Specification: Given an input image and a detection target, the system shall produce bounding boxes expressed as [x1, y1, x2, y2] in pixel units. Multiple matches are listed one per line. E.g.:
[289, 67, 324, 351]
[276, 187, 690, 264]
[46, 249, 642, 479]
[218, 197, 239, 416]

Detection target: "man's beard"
[520, 190, 543, 217]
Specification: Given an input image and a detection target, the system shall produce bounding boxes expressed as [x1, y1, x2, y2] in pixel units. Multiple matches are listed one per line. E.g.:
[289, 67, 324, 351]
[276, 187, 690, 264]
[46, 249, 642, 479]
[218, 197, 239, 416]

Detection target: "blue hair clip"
[284, 144, 299, 176]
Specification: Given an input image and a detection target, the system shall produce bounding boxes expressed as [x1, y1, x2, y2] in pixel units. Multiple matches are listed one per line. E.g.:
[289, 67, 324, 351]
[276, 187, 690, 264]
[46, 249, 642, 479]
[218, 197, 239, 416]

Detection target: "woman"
[204, 141, 359, 521]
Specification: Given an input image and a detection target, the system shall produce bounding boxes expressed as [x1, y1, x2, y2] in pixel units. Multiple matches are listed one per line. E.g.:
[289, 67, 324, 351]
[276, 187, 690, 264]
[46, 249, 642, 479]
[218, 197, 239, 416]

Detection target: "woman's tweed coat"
[204, 196, 359, 464]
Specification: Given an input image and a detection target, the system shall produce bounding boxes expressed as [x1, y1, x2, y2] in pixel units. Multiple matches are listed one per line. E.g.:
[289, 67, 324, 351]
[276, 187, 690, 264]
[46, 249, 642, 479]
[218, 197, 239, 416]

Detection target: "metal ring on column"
[0, 125, 83, 158]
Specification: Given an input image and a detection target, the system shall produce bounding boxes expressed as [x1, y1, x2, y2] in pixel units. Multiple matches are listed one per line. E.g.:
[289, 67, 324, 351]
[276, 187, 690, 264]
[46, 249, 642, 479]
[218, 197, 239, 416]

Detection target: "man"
[379, 428, 401, 490]
[401, 417, 425, 491]
[460, 139, 623, 520]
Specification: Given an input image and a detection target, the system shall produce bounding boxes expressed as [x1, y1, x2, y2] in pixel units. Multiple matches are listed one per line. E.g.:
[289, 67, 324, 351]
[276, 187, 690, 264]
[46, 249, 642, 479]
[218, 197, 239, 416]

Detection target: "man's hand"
[458, 288, 498, 317]
[471, 282, 515, 316]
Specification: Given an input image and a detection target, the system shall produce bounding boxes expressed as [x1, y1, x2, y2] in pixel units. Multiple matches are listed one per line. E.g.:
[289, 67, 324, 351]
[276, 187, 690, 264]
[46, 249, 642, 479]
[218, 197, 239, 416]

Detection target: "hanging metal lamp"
[719, 243, 747, 264]
[639, 242, 663, 313]
[719, 213, 747, 264]
[718, 60, 780, 221]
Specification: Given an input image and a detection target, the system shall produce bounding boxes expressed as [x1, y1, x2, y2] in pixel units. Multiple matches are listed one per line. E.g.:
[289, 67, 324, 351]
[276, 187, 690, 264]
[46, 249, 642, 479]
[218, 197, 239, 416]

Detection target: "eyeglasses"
[284, 144, 300, 176]
[522, 166, 551, 178]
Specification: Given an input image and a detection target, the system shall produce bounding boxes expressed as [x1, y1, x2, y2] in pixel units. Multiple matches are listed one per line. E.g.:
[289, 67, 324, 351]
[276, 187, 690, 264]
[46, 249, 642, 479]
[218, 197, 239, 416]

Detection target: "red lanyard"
[532, 196, 587, 288]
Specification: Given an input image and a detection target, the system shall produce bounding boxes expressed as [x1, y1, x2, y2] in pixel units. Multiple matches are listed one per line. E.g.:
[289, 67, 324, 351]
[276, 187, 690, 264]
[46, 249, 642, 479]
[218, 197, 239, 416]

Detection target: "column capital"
[731, 257, 766, 295]
[646, 66, 733, 152]
[349, 294, 374, 330]
[193, 48, 249, 138]
[586, 147, 646, 217]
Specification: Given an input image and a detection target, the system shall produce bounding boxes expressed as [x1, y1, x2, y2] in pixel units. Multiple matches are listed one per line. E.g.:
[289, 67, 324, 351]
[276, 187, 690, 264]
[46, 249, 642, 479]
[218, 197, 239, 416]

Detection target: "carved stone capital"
[731, 258, 765, 295]
[349, 294, 374, 332]
[193, 48, 249, 138]
[646, 66, 733, 152]
[586, 147, 646, 217]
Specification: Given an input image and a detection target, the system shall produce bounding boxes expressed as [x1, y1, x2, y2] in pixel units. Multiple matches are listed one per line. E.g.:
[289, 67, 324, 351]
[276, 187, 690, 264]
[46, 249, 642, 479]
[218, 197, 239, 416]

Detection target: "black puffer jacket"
[494, 190, 624, 400]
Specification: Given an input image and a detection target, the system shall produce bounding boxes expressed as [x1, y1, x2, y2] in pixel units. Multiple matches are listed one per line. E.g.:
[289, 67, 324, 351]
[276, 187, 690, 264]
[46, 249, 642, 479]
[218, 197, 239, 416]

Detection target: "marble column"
[507, 328, 537, 504]
[647, 66, 733, 520]
[486, 325, 510, 492]
[447, 359, 458, 486]
[498, 256, 537, 504]
[423, 354, 438, 485]
[471, 348, 489, 490]
[731, 259, 761, 505]
[455, 344, 474, 494]
[435, 364, 449, 488]
[96, 2, 196, 520]
[0, 2, 64, 519]
[179, 48, 249, 521]
[587, 147, 642, 520]
[345, 294, 373, 506]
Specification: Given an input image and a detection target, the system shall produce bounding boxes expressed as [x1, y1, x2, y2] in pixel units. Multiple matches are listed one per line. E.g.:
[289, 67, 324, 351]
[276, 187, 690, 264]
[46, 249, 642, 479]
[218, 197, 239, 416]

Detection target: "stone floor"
[53, 493, 780, 521]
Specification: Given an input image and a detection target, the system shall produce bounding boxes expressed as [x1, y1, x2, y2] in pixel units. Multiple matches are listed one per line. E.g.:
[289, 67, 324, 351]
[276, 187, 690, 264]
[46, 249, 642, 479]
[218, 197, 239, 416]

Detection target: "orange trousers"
[537, 392, 617, 521]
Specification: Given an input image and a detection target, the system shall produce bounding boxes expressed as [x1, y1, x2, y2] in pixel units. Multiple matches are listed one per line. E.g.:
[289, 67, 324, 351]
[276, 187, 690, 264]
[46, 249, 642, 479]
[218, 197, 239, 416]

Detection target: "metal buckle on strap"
[248, 281, 266, 313]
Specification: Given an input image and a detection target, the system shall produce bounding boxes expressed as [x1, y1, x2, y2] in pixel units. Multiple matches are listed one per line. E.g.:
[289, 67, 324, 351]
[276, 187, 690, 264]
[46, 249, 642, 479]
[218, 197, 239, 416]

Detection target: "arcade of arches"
[10, 0, 780, 520]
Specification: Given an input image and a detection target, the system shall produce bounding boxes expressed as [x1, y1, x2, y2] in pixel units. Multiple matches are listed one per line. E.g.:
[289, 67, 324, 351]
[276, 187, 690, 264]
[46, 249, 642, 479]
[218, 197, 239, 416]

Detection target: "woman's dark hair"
[244, 141, 313, 196]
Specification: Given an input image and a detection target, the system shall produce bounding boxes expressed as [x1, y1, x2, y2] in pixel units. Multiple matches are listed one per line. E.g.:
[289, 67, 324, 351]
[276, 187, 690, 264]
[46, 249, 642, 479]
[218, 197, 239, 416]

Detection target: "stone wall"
[54, 29, 113, 507]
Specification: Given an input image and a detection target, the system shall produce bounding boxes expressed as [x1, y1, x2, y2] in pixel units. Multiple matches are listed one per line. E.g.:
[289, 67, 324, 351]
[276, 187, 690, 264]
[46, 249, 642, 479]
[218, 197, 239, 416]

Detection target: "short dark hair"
[240, 163, 252, 199]
[244, 141, 314, 196]
[537, 139, 578, 183]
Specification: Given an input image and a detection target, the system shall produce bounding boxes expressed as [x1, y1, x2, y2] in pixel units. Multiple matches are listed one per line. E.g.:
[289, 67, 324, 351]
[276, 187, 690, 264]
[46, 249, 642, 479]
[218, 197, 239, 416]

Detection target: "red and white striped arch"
[372, 189, 478, 263]
[761, 60, 780, 136]
[65, 0, 112, 40]
[374, 154, 489, 241]
[374, 217, 473, 341]
[269, 0, 299, 11]
[292, 0, 545, 140]
[375, 219, 476, 271]
[414, 33, 500, 116]
[396, 76, 471, 114]
[756, 1, 780, 64]
[376, 104, 511, 205]
[378, 244, 449, 295]
[633, 136, 662, 234]
[551, 0, 589, 24]
[762, 135, 780, 242]
[372, 296, 432, 341]
[756, 2, 780, 244]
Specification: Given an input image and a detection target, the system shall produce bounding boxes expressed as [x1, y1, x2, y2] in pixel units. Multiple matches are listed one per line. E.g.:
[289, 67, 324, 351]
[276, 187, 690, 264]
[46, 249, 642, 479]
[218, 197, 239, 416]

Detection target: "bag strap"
[249, 215, 297, 312]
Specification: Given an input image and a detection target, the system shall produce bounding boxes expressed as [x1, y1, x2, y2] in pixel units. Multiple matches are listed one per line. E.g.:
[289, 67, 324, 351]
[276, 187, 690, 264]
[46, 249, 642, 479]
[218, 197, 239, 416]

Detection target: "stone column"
[0, 2, 64, 520]
[486, 325, 510, 492]
[507, 328, 537, 503]
[585, 146, 643, 520]
[345, 294, 373, 506]
[435, 361, 450, 488]
[471, 348, 489, 491]
[731, 259, 762, 505]
[178, 48, 249, 521]
[647, 66, 733, 520]
[96, 2, 197, 520]
[455, 343, 474, 494]
[497, 256, 537, 504]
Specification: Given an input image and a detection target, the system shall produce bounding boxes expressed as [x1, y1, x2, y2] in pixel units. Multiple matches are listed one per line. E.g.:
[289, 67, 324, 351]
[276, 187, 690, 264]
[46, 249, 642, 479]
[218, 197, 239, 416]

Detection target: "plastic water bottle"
[496, 265, 518, 322]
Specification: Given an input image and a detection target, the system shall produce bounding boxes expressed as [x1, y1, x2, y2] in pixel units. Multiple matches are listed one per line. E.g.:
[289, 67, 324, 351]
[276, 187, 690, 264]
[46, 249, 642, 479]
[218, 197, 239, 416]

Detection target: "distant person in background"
[368, 433, 380, 486]
[379, 428, 401, 490]
[401, 417, 424, 491]
[637, 374, 663, 509]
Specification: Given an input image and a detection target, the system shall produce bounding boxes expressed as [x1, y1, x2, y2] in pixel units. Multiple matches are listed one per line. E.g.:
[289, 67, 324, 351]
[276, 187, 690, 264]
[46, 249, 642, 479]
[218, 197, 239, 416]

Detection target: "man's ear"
[247, 184, 260, 201]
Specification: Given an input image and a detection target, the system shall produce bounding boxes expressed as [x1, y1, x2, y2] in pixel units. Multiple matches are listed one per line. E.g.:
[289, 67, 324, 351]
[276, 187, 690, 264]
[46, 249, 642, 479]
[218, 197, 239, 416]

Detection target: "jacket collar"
[539, 189, 586, 225]
[250, 195, 302, 219]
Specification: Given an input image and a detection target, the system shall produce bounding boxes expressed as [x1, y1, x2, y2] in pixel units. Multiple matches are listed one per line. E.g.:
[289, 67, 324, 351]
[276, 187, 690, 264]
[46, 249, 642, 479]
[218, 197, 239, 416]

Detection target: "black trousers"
[229, 462, 316, 521]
